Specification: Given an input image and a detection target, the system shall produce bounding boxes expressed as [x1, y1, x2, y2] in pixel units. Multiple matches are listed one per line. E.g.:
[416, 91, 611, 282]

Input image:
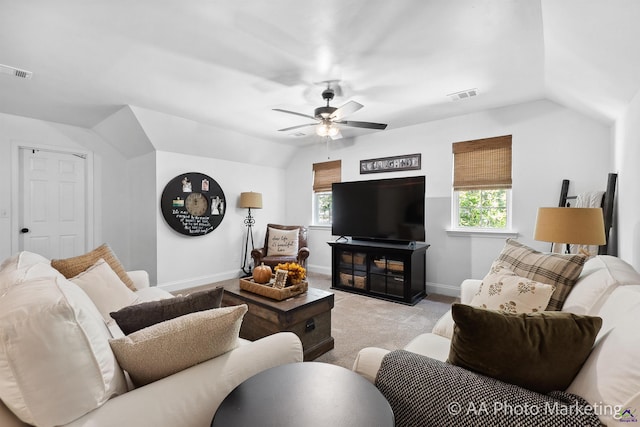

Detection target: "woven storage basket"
[341, 252, 366, 265]
[339, 272, 367, 289]
[239, 277, 308, 301]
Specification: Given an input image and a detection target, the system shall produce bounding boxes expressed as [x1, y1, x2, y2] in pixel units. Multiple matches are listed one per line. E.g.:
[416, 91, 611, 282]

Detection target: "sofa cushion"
[0, 276, 127, 426]
[70, 258, 140, 323]
[266, 227, 299, 256]
[495, 238, 586, 310]
[433, 267, 554, 340]
[448, 303, 602, 394]
[562, 255, 640, 315]
[567, 286, 640, 425]
[109, 287, 224, 335]
[471, 262, 556, 313]
[51, 243, 136, 291]
[109, 305, 247, 386]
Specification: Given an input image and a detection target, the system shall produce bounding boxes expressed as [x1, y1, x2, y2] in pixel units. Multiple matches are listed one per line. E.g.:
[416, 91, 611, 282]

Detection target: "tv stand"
[328, 240, 430, 305]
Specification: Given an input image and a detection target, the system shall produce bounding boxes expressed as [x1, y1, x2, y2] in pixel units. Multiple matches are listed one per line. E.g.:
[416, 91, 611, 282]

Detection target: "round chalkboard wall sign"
[160, 172, 226, 236]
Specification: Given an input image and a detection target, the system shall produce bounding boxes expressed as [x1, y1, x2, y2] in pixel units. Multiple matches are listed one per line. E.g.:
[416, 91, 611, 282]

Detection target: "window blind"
[313, 160, 342, 192]
[452, 135, 512, 191]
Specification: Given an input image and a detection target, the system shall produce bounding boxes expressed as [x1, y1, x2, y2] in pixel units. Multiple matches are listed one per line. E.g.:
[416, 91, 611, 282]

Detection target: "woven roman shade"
[313, 160, 342, 192]
[453, 135, 512, 191]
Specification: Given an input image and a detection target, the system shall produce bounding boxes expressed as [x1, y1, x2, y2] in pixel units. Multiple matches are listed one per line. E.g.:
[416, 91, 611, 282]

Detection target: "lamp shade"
[534, 207, 606, 245]
[239, 192, 263, 209]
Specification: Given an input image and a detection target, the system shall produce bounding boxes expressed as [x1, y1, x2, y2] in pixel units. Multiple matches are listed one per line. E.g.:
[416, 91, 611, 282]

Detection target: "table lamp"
[240, 192, 263, 274]
[534, 207, 606, 255]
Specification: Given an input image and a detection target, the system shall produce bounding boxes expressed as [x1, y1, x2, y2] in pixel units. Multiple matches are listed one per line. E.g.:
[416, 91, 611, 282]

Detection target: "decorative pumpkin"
[253, 263, 272, 284]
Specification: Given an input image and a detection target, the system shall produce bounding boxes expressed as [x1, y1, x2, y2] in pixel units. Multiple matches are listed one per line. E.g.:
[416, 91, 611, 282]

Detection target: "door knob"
[20, 228, 29, 233]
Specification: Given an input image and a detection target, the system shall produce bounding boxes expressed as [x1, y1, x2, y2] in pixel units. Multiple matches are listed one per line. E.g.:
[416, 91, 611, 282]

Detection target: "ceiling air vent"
[447, 88, 478, 101]
[0, 64, 33, 80]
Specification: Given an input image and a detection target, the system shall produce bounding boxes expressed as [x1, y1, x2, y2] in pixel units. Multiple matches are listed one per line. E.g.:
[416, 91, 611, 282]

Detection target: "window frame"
[313, 191, 333, 226]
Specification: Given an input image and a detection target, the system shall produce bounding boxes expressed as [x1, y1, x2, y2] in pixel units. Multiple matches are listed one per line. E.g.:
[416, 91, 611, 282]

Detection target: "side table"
[211, 362, 394, 427]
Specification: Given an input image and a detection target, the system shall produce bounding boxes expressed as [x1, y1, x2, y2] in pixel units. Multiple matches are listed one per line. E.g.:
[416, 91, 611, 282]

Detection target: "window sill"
[309, 224, 332, 231]
[446, 229, 519, 238]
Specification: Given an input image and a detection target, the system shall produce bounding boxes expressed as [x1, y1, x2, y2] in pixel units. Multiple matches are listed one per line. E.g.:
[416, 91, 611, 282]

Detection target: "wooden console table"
[219, 280, 334, 361]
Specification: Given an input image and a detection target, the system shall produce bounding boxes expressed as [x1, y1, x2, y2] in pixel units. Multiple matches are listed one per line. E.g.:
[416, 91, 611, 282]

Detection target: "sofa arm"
[127, 270, 150, 289]
[460, 279, 482, 304]
[66, 332, 303, 427]
[352, 347, 391, 384]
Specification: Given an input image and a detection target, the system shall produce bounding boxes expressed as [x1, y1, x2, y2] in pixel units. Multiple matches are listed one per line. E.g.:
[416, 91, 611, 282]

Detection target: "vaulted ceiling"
[1, 0, 639, 150]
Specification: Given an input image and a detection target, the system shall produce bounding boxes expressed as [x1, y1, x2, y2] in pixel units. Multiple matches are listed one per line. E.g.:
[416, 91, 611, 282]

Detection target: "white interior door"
[19, 148, 87, 259]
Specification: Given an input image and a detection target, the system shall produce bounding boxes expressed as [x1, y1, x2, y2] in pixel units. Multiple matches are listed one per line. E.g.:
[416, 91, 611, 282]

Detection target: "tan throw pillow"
[109, 287, 224, 335]
[109, 305, 247, 387]
[448, 303, 602, 394]
[495, 238, 586, 310]
[266, 227, 299, 256]
[471, 262, 556, 313]
[70, 258, 140, 323]
[51, 243, 136, 291]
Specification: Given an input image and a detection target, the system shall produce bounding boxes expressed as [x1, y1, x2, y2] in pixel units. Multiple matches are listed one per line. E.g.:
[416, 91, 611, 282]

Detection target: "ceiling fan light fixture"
[316, 123, 339, 137]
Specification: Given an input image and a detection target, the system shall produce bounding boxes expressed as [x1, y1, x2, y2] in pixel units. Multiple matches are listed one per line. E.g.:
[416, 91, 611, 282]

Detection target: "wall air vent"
[447, 88, 478, 101]
[0, 64, 33, 80]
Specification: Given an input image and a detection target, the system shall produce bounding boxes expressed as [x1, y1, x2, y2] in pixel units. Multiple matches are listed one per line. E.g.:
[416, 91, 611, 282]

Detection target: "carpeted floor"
[193, 272, 456, 370]
[306, 272, 454, 369]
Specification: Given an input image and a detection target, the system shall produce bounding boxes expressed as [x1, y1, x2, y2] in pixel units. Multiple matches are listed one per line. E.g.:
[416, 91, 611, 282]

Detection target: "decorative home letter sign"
[360, 153, 421, 174]
[160, 172, 226, 236]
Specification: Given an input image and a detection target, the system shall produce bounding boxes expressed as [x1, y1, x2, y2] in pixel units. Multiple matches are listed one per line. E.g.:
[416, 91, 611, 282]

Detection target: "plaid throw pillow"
[495, 239, 586, 311]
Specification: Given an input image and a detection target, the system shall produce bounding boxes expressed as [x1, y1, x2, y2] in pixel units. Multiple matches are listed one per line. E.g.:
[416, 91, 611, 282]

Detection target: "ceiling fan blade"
[277, 123, 317, 132]
[273, 108, 318, 121]
[329, 101, 363, 119]
[335, 120, 388, 130]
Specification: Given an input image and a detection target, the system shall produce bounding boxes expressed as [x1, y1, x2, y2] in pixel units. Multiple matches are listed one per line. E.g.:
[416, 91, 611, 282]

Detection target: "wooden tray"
[239, 277, 308, 301]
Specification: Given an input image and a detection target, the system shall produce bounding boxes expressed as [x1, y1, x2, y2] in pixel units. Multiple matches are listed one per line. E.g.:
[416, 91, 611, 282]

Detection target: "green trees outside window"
[458, 189, 507, 228]
[315, 192, 332, 225]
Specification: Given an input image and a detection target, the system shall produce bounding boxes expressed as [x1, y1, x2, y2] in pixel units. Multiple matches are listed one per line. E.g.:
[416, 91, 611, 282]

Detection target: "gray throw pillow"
[110, 287, 224, 335]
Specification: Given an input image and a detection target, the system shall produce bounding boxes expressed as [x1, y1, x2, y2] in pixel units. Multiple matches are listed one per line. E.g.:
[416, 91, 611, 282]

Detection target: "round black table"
[211, 362, 394, 427]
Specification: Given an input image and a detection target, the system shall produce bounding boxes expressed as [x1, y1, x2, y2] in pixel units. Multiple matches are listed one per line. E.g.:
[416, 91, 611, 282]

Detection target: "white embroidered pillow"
[471, 262, 556, 314]
[266, 227, 299, 256]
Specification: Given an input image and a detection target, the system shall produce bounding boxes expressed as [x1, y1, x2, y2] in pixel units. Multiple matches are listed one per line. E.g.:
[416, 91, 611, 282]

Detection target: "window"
[452, 135, 512, 229]
[312, 160, 341, 225]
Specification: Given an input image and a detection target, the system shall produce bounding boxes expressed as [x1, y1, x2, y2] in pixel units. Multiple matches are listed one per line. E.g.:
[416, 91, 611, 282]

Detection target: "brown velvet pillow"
[51, 243, 136, 291]
[448, 303, 602, 393]
[110, 287, 224, 335]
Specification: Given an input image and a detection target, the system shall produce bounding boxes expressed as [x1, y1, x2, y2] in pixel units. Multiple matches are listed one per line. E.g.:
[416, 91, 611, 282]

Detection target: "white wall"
[0, 112, 131, 264]
[155, 151, 287, 290]
[127, 151, 158, 283]
[614, 89, 640, 269]
[286, 99, 612, 295]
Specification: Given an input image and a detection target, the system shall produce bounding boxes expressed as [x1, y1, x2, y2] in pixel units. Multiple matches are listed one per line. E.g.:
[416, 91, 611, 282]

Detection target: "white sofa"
[0, 252, 303, 427]
[353, 255, 640, 425]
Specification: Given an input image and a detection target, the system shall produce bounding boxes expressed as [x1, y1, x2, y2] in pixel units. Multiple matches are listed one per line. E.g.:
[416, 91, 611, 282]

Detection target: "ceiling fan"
[273, 84, 387, 140]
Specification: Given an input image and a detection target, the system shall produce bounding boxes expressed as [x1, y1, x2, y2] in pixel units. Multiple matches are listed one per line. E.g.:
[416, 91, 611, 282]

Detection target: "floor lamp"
[240, 192, 263, 275]
[534, 207, 606, 255]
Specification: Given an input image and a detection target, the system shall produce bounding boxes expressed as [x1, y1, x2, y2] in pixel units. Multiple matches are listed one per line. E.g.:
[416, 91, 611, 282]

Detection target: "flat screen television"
[332, 176, 425, 243]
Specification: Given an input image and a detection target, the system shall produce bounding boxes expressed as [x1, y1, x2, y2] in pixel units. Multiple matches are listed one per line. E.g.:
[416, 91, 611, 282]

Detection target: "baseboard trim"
[157, 270, 242, 292]
[307, 264, 332, 276]
[426, 282, 460, 298]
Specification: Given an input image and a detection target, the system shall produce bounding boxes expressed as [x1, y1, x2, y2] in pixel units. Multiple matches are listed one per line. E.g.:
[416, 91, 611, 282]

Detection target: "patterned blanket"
[375, 350, 602, 427]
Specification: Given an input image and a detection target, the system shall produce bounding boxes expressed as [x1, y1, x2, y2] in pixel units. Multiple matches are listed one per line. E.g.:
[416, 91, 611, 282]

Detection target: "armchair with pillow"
[251, 224, 310, 269]
[353, 239, 640, 426]
[0, 244, 303, 427]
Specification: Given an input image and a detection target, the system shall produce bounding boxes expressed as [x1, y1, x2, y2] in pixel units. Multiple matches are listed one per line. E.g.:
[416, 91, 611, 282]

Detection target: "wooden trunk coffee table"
[220, 280, 334, 361]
